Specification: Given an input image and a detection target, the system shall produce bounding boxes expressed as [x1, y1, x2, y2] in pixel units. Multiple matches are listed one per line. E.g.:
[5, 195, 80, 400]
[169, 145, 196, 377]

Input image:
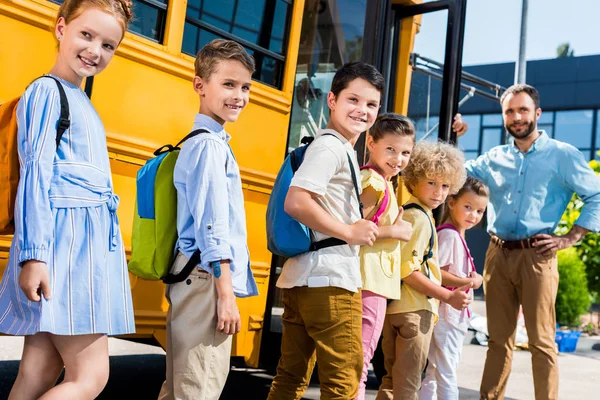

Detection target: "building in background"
[409, 54, 600, 161]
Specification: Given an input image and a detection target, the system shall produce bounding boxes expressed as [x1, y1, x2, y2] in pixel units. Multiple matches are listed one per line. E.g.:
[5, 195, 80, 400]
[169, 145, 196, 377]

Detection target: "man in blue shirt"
[463, 84, 600, 400]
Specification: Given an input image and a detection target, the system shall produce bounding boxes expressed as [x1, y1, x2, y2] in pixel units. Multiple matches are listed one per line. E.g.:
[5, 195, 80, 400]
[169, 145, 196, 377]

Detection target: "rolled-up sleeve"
[560, 146, 600, 233]
[400, 211, 431, 279]
[183, 138, 233, 271]
[15, 81, 60, 265]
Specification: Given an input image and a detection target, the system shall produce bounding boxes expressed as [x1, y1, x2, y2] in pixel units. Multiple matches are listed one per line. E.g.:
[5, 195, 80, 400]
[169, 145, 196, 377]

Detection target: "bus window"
[50, 0, 168, 43]
[181, 0, 292, 89]
[286, 0, 369, 152]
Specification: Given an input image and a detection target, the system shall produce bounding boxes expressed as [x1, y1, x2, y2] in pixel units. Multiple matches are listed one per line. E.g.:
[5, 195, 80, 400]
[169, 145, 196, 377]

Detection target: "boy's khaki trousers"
[480, 242, 559, 400]
[267, 286, 363, 400]
[376, 310, 435, 400]
[158, 252, 232, 400]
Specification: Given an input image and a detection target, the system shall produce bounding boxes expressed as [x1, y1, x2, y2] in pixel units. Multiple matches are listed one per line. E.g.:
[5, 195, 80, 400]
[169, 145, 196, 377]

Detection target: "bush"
[556, 159, 600, 298]
[556, 248, 591, 326]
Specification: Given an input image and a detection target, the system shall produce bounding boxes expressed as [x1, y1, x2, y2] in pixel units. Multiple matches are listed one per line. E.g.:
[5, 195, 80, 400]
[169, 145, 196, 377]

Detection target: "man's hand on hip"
[532, 225, 589, 256]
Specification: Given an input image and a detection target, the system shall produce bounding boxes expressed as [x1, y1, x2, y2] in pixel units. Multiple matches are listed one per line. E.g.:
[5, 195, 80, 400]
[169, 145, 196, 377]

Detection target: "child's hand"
[345, 219, 378, 246]
[19, 260, 51, 302]
[470, 271, 483, 290]
[447, 282, 472, 311]
[217, 294, 241, 335]
[392, 207, 412, 242]
[452, 113, 468, 136]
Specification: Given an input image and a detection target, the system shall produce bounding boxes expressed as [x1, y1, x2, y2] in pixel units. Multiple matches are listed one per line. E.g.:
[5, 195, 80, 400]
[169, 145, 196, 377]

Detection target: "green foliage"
[556, 248, 591, 326]
[557, 159, 600, 297]
[556, 42, 575, 58]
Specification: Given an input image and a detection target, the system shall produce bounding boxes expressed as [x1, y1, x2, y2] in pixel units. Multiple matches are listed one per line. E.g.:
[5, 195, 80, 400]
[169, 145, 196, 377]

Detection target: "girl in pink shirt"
[420, 177, 488, 400]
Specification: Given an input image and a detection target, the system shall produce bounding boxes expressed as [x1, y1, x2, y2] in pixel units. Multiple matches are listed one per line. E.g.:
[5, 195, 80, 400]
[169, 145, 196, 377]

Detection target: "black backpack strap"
[403, 203, 434, 283]
[346, 152, 364, 219]
[37, 76, 70, 149]
[154, 129, 210, 156]
[175, 128, 210, 148]
[162, 249, 201, 284]
[309, 237, 347, 252]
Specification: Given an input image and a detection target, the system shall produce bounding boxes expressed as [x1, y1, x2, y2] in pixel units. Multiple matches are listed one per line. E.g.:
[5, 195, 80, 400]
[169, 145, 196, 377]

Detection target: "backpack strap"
[154, 129, 210, 156]
[403, 203, 434, 282]
[37, 76, 70, 149]
[162, 249, 201, 284]
[360, 165, 389, 225]
[437, 223, 476, 274]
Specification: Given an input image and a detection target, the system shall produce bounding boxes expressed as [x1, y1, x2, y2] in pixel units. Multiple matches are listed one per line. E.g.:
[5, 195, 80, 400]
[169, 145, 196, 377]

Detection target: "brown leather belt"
[490, 234, 537, 250]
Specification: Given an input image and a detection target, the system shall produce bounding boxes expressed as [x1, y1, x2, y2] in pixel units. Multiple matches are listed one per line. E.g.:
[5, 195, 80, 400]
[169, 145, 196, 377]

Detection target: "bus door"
[261, 0, 502, 369]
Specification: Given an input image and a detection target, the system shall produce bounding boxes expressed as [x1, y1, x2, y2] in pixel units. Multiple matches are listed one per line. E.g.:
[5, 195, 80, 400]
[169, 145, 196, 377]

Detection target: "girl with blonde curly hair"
[0, 1, 134, 398]
[377, 141, 471, 400]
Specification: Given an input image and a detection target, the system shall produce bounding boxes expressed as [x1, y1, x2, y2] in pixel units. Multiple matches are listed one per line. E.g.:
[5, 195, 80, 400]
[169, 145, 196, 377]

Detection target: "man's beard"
[506, 120, 536, 139]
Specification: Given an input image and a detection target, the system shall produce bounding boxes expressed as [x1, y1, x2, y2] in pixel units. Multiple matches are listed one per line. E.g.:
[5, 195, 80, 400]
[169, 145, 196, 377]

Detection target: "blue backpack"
[266, 134, 363, 258]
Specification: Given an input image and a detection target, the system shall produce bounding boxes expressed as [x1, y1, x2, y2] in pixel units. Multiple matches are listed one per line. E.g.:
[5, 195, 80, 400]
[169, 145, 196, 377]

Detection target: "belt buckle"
[494, 235, 505, 248]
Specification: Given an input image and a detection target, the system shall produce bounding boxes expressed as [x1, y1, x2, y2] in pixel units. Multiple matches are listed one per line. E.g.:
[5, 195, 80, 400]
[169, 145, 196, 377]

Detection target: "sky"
[414, 0, 600, 66]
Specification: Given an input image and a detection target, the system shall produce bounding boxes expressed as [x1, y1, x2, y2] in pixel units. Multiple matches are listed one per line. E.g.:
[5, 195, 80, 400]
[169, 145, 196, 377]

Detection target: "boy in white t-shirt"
[267, 62, 384, 399]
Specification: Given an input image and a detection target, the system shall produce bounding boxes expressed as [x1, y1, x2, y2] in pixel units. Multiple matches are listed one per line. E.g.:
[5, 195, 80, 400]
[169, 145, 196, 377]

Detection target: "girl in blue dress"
[0, 1, 135, 398]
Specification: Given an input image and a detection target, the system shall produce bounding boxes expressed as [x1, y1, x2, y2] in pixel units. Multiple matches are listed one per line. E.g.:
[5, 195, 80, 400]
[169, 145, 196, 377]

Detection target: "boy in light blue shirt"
[158, 39, 258, 400]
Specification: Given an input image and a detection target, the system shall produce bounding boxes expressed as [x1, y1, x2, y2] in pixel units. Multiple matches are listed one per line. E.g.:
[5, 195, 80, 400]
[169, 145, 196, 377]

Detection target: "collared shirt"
[276, 129, 363, 293]
[387, 197, 442, 317]
[465, 130, 600, 240]
[173, 114, 258, 298]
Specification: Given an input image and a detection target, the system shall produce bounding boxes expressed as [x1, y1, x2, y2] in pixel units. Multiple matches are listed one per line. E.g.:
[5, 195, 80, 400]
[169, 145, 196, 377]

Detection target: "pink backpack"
[360, 165, 390, 225]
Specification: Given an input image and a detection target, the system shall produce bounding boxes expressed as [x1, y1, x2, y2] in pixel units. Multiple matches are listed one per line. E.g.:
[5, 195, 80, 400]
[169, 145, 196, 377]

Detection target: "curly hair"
[403, 141, 466, 195]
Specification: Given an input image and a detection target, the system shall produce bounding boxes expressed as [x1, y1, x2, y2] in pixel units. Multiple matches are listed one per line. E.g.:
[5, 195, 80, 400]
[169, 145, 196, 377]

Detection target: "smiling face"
[53, 7, 124, 86]
[326, 78, 380, 143]
[194, 59, 252, 125]
[502, 92, 542, 140]
[366, 133, 414, 180]
[412, 176, 451, 210]
[448, 191, 488, 232]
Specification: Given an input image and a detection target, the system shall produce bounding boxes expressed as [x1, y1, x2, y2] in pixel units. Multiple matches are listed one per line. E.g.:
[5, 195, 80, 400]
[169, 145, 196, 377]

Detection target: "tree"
[557, 42, 575, 58]
[557, 159, 600, 299]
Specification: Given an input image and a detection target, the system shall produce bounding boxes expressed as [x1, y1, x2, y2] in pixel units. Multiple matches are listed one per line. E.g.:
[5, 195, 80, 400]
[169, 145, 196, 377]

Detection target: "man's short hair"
[500, 84, 540, 109]
[194, 39, 256, 80]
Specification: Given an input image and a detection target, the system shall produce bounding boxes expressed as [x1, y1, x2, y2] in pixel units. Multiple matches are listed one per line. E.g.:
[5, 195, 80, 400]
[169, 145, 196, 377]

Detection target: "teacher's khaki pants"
[480, 242, 559, 400]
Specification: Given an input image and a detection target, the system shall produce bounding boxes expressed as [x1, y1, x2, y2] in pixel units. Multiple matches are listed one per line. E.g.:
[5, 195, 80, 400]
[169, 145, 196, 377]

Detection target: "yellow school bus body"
[0, 0, 422, 367]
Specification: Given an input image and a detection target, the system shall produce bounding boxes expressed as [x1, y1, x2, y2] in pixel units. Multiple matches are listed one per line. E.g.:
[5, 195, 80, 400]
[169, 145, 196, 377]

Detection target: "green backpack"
[128, 129, 207, 282]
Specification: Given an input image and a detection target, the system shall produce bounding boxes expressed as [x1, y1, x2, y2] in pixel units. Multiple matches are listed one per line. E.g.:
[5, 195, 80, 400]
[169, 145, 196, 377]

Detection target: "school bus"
[0, 0, 471, 368]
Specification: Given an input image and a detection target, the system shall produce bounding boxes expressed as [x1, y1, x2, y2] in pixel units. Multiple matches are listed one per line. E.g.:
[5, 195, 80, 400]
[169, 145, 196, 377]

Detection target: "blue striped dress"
[0, 75, 135, 336]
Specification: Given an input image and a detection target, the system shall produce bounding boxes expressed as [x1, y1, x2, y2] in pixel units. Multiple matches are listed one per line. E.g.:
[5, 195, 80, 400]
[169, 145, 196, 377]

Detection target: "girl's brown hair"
[450, 176, 489, 200]
[369, 113, 416, 142]
[57, 0, 134, 34]
[441, 176, 489, 223]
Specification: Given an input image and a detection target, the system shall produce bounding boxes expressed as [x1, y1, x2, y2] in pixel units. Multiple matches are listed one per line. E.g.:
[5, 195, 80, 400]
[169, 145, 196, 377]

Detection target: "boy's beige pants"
[376, 310, 435, 400]
[158, 252, 232, 400]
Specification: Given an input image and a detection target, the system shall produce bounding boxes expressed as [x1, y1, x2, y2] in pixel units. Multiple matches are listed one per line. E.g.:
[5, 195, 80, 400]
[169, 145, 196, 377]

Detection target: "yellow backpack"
[0, 76, 70, 234]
